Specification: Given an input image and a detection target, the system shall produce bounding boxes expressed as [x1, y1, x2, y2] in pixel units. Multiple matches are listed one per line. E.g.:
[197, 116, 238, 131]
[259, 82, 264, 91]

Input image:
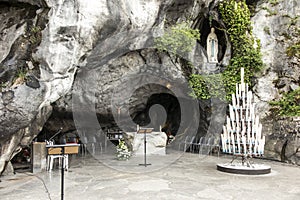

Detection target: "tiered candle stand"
[217, 68, 271, 175]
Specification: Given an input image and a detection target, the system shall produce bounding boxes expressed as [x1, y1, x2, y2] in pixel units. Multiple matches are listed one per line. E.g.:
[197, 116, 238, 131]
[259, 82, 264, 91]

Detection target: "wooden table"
[47, 144, 79, 155]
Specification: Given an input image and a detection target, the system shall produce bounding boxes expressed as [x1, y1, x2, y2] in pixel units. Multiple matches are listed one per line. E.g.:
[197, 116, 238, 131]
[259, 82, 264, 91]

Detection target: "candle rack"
[217, 68, 271, 175]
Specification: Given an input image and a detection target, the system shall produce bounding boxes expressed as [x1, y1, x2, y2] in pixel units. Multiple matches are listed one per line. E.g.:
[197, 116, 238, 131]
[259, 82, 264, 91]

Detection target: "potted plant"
[116, 139, 131, 161]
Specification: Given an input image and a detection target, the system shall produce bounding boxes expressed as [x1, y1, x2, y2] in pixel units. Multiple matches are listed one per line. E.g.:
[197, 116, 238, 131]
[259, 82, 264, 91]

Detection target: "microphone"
[49, 128, 63, 141]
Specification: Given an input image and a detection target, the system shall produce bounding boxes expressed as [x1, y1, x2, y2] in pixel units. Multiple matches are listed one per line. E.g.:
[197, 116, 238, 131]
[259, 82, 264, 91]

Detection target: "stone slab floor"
[0, 152, 299, 200]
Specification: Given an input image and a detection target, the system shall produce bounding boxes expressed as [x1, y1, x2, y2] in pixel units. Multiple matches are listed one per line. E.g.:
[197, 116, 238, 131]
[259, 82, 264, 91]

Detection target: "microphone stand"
[46, 128, 63, 144]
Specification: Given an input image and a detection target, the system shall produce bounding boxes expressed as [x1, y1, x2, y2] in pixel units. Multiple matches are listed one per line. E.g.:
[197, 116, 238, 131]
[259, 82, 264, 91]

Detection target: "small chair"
[193, 137, 204, 153]
[80, 136, 103, 155]
[184, 136, 195, 152]
[89, 136, 103, 155]
[47, 154, 68, 171]
[209, 137, 220, 157]
[80, 136, 88, 156]
[183, 136, 195, 152]
[199, 137, 211, 155]
[178, 136, 189, 151]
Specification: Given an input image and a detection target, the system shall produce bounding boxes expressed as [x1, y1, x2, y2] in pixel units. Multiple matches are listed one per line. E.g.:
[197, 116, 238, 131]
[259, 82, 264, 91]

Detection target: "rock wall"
[252, 0, 300, 117]
[0, 0, 200, 174]
[251, 0, 300, 163]
[265, 117, 300, 164]
[0, 0, 299, 174]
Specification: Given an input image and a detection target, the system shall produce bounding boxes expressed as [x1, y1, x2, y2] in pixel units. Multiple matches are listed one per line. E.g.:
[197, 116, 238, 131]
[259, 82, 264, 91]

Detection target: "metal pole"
[138, 129, 151, 167]
[61, 147, 65, 200]
[144, 131, 147, 166]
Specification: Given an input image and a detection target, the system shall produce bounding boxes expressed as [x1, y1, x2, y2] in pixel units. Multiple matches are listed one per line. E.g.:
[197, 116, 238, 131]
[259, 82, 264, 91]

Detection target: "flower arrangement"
[116, 139, 131, 161]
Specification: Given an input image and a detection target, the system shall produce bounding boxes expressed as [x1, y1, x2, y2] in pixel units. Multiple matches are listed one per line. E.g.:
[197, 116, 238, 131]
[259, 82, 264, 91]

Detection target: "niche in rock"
[132, 93, 181, 136]
[198, 18, 226, 63]
[37, 103, 77, 143]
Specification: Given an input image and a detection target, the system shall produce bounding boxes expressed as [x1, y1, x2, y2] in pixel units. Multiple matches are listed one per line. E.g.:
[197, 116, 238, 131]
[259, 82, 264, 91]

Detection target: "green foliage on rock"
[155, 21, 200, 57]
[0, 82, 7, 92]
[261, 6, 278, 16]
[16, 68, 26, 79]
[28, 26, 42, 45]
[263, 26, 271, 35]
[270, 88, 300, 117]
[286, 40, 300, 59]
[189, 73, 226, 100]
[186, 0, 263, 101]
[268, 0, 280, 6]
[155, 2, 263, 102]
[218, 0, 264, 100]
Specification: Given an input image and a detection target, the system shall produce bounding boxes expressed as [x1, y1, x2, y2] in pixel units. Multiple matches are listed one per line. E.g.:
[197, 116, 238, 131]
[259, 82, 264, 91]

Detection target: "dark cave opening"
[132, 93, 181, 136]
[37, 91, 183, 146]
[37, 105, 77, 144]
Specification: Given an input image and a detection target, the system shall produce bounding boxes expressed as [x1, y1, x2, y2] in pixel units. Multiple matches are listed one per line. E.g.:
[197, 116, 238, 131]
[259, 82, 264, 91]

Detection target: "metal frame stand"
[46, 144, 80, 200]
[138, 127, 153, 167]
[60, 147, 65, 200]
[230, 155, 254, 168]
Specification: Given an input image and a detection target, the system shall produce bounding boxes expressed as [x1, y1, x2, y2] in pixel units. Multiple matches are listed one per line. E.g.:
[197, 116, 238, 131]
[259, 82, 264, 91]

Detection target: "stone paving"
[1, 152, 300, 200]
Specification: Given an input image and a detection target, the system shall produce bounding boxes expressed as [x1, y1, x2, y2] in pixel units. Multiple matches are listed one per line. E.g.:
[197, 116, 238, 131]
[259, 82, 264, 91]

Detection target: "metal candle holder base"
[217, 156, 271, 175]
[217, 163, 271, 175]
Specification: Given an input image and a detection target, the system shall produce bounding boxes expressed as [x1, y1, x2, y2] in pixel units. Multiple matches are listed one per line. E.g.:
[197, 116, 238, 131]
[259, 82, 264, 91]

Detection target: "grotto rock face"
[0, 0, 47, 7]
[0, 0, 299, 174]
[265, 117, 300, 165]
[0, 0, 219, 174]
[251, 0, 300, 162]
[252, 0, 300, 118]
[0, 1, 51, 173]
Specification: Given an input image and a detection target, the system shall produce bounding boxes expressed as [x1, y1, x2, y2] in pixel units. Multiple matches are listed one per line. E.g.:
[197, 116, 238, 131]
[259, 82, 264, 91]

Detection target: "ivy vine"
[189, 74, 226, 100]
[219, 0, 263, 100]
[189, 0, 263, 101]
[155, 1, 263, 102]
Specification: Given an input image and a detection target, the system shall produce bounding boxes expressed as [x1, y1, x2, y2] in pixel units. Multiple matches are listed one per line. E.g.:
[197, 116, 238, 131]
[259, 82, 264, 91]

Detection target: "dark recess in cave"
[37, 104, 76, 143]
[132, 93, 181, 136]
[38, 92, 183, 144]
[0, 1, 39, 9]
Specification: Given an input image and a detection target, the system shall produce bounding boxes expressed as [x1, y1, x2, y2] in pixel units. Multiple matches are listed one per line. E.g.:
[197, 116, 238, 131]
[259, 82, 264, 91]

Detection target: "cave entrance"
[132, 93, 181, 139]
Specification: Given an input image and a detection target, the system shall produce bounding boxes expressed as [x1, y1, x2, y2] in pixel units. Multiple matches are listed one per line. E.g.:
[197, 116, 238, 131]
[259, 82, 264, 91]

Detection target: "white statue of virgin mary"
[207, 27, 218, 63]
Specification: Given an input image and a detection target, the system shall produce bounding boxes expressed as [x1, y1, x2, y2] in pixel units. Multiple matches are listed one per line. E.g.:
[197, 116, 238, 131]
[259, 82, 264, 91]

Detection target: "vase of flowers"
[116, 139, 131, 161]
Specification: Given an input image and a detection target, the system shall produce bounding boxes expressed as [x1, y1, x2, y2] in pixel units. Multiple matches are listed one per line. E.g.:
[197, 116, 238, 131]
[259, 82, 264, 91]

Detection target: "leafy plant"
[12, 68, 26, 84]
[189, 73, 226, 100]
[17, 68, 26, 79]
[116, 139, 131, 161]
[270, 88, 300, 117]
[264, 26, 271, 35]
[268, 0, 279, 6]
[0, 82, 7, 92]
[286, 41, 300, 59]
[31, 26, 41, 33]
[261, 6, 278, 16]
[218, 0, 263, 100]
[29, 26, 42, 45]
[155, 21, 200, 57]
